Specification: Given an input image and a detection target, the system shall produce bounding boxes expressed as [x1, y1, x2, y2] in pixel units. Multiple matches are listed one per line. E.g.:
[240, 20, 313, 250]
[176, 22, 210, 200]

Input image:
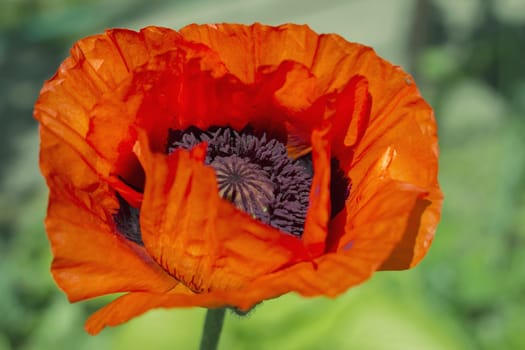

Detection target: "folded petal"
[301, 125, 331, 256]
[84, 147, 428, 333]
[41, 129, 177, 301]
[136, 132, 309, 293]
[35, 27, 224, 202]
[308, 34, 442, 268]
[35, 24, 442, 336]
[330, 75, 371, 157]
[180, 23, 320, 84]
[133, 57, 327, 156]
[249, 148, 425, 295]
[85, 292, 190, 335]
[85, 286, 250, 335]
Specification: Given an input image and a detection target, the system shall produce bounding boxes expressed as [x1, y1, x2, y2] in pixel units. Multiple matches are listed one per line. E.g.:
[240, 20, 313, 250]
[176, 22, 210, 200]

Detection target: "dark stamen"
[167, 126, 313, 236]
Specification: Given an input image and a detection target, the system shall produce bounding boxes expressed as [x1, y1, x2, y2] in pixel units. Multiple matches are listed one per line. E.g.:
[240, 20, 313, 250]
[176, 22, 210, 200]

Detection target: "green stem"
[199, 308, 226, 350]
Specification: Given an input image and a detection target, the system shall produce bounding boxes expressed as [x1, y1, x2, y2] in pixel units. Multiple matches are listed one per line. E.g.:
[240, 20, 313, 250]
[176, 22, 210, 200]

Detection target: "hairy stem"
[199, 308, 226, 350]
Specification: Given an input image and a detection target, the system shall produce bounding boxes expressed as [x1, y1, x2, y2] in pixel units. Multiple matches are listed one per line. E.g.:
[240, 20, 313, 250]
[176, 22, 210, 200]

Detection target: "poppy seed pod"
[34, 23, 442, 335]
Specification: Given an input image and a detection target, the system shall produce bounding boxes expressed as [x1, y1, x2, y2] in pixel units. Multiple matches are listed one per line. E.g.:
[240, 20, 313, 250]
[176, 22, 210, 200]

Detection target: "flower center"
[167, 126, 313, 236]
[113, 125, 351, 245]
[211, 155, 275, 220]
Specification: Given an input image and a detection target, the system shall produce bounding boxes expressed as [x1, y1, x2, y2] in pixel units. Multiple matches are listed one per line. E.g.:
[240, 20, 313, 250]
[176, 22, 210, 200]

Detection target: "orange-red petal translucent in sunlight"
[34, 23, 442, 335]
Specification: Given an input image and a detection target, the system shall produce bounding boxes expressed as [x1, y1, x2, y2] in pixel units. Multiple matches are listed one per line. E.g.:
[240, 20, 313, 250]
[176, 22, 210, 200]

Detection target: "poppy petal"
[301, 125, 331, 256]
[86, 30, 227, 165]
[308, 34, 441, 268]
[35, 24, 442, 334]
[311, 33, 440, 190]
[133, 56, 325, 154]
[84, 292, 187, 335]
[34, 27, 223, 202]
[84, 287, 240, 335]
[41, 129, 177, 301]
[241, 147, 426, 297]
[85, 147, 427, 336]
[330, 75, 371, 158]
[136, 131, 309, 293]
[180, 23, 320, 84]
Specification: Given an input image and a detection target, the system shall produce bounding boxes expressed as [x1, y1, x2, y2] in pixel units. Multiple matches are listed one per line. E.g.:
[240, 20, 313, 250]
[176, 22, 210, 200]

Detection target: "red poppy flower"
[34, 23, 442, 335]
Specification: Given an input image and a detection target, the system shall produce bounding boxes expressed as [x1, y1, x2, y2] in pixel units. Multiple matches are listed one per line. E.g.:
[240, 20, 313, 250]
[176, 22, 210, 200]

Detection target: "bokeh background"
[1, 0, 525, 349]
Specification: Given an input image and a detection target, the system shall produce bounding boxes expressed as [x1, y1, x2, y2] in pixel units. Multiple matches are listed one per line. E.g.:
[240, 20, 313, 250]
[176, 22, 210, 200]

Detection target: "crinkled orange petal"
[130, 52, 271, 150]
[85, 292, 193, 335]
[40, 128, 177, 301]
[311, 33, 441, 268]
[133, 57, 326, 156]
[330, 75, 371, 154]
[136, 131, 309, 293]
[34, 28, 157, 168]
[180, 23, 320, 84]
[180, 24, 441, 269]
[34, 27, 223, 204]
[301, 125, 331, 256]
[36, 24, 442, 335]
[86, 30, 227, 165]
[85, 286, 246, 335]
[179, 22, 347, 154]
[36, 24, 338, 197]
[238, 147, 427, 298]
[84, 147, 427, 335]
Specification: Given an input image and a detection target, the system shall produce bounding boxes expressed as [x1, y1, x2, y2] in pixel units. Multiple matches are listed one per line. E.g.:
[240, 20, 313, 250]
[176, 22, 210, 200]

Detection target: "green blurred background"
[1, 0, 525, 349]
